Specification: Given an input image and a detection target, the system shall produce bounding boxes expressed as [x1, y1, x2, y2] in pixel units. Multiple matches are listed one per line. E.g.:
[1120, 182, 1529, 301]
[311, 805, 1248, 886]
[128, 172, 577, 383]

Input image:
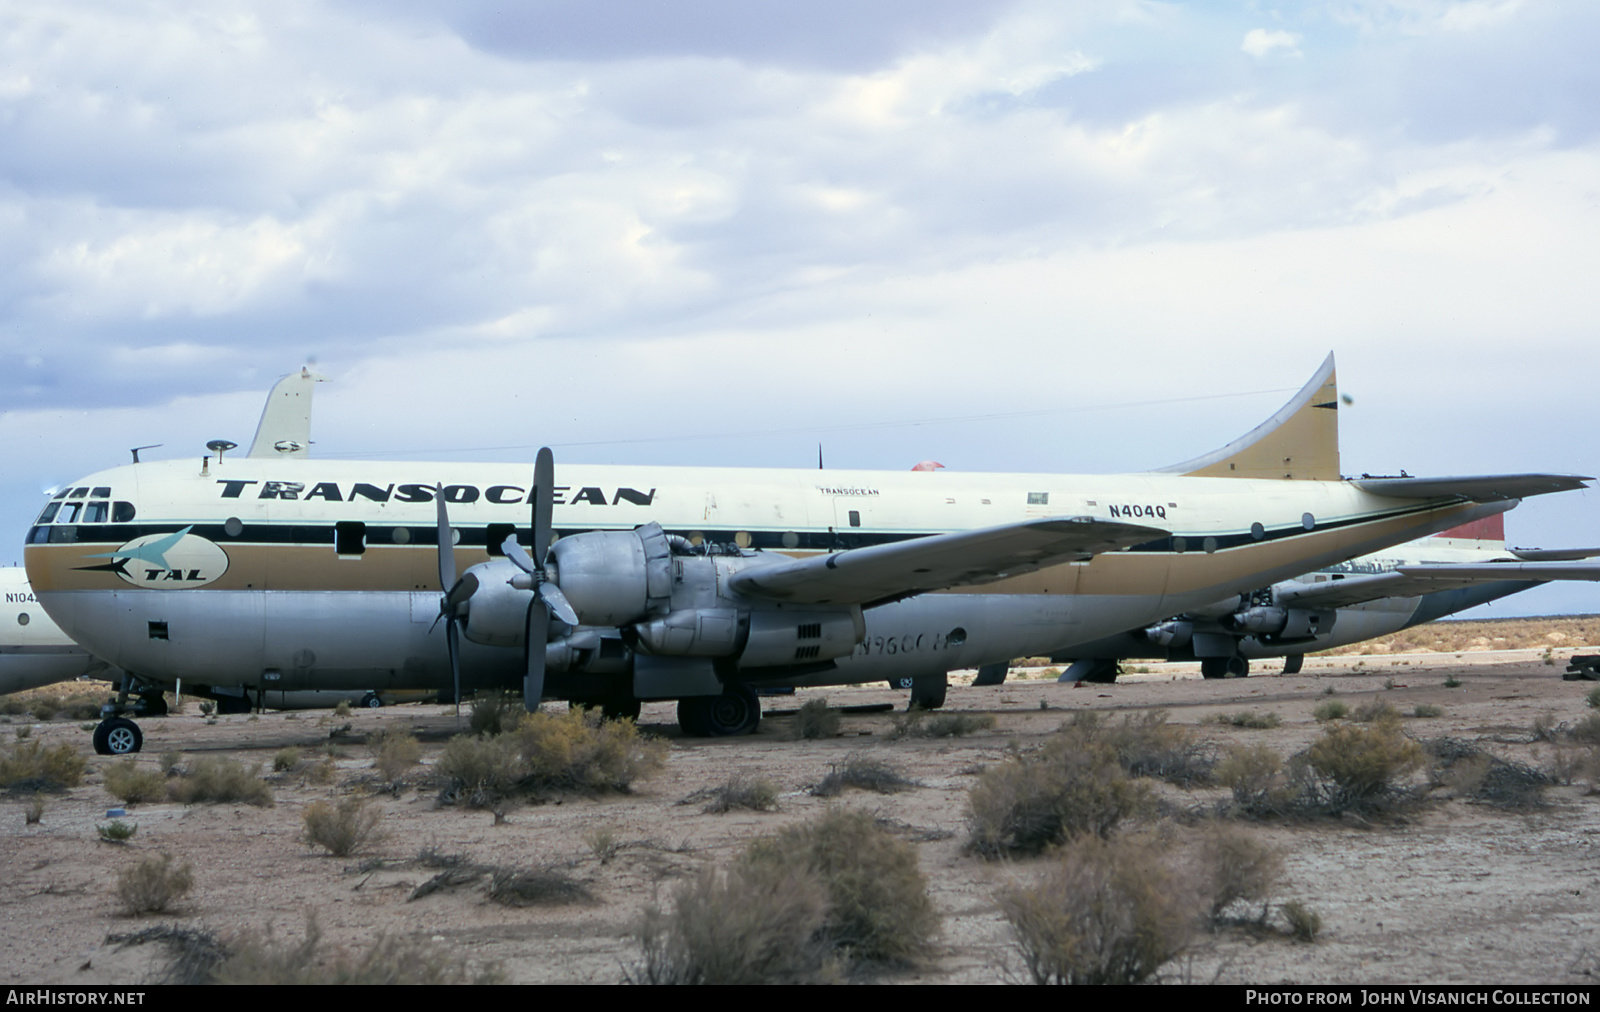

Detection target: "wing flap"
[728, 516, 1166, 606]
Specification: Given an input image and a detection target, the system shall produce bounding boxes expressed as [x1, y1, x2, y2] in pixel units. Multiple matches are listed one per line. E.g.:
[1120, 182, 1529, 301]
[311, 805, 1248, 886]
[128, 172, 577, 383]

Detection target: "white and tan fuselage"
[23, 456, 1506, 696]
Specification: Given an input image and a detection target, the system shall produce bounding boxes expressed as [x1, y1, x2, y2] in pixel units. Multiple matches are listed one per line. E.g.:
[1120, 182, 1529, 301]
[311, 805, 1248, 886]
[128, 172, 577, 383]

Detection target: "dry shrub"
[1216, 744, 1295, 818]
[1351, 700, 1401, 724]
[687, 771, 780, 813]
[98, 819, 137, 842]
[1073, 711, 1213, 785]
[893, 709, 997, 739]
[1214, 711, 1282, 729]
[1426, 739, 1553, 809]
[967, 737, 1151, 858]
[439, 707, 665, 806]
[1192, 822, 1284, 924]
[631, 861, 830, 984]
[105, 925, 228, 985]
[103, 761, 167, 804]
[272, 748, 301, 772]
[1587, 686, 1600, 710]
[24, 796, 44, 824]
[746, 808, 939, 965]
[117, 853, 194, 915]
[998, 834, 1198, 985]
[469, 691, 518, 736]
[812, 751, 918, 797]
[170, 757, 274, 807]
[487, 867, 594, 907]
[216, 917, 503, 984]
[1568, 713, 1600, 745]
[1305, 717, 1424, 813]
[1281, 900, 1323, 942]
[1412, 704, 1444, 718]
[0, 740, 87, 790]
[303, 798, 384, 856]
[1312, 700, 1348, 722]
[795, 698, 841, 740]
[368, 728, 421, 782]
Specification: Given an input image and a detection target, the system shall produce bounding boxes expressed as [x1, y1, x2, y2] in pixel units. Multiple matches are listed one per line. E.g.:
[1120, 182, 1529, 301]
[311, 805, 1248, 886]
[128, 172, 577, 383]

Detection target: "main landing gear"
[92, 717, 143, 756]
[1200, 656, 1250, 679]
[677, 683, 761, 737]
[90, 675, 167, 755]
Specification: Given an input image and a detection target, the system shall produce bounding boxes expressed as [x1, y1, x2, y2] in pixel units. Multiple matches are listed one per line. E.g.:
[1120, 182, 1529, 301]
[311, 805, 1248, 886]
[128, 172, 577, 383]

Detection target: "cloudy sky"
[2, 0, 1596, 617]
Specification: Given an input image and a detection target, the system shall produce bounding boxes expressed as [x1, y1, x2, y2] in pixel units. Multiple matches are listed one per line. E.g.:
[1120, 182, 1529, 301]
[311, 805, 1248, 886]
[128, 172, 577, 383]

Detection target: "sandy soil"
[4, 647, 1600, 986]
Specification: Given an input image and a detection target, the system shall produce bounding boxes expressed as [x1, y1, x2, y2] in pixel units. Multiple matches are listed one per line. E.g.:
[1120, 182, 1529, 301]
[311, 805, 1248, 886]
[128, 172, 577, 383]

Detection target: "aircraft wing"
[728, 516, 1166, 607]
[1510, 547, 1600, 561]
[1352, 474, 1592, 502]
[1277, 561, 1600, 609]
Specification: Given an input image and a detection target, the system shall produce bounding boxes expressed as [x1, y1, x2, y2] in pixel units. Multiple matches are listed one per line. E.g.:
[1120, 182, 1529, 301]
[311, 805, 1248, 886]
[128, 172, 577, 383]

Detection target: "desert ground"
[5, 620, 1600, 986]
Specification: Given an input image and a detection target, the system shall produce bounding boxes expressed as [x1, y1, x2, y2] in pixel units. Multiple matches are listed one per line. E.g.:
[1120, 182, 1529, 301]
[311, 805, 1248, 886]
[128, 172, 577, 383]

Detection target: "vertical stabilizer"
[1430, 514, 1507, 549]
[246, 367, 326, 459]
[1154, 353, 1340, 480]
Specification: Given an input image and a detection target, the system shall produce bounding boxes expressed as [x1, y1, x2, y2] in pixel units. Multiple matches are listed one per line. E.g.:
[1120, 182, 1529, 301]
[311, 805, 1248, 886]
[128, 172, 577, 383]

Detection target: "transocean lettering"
[215, 481, 656, 507]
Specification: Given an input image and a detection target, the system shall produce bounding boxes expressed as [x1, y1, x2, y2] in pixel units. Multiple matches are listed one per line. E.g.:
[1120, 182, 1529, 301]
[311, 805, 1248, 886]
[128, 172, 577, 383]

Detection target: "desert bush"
[1443, 675, 1462, 688]
[103, 925, 227, 985]
[303, 798, 384, 856]
[98, 819, 137, 842]
[0, 740, 87, 790]
[28, 696, 58, 721]
[215, 917, 503, 984]
[1427, 739, 1553, 808]
[0, 695, 26, 716]
[1192, 822, 1283, 924]
[468, 691, 518, 736]
[159, 751, 183, 774]
[744, 808, 939, 965]
[1303, 718, 1423, 813]
[272, 748, 301, 772]
[631, 861, 831, 984]
[57, 696, 104, 721]
[14, 724, 31, 740]
[103, 761, 168, 804]
[24, 796, 44, 824]
[998, 833, 1199, 985]
[794, 698, 841, 740]
[1412, 704, 1444, 718]
[1568, 713, 1600, 745]
[1312, 700, 1348, 722]
[333, 700, 351, 718]
[1281, 900, 1322, 942]
[967, 737, 1151, 858]
[1214, 711, 1282, 729]
[1584, 686, 1600, 710]
[117, 853, 194, 915]
[369, 728, 421, 781]
[1350, 699, 1400, 723]
[487, 867, 595, 907]
[170, 757, 274, 807]
[687, 771, 780, 813]
[584, 826, 621, 863]
[1531, 712, 1564, 742]
[893, 709, 997, 739]
[812, 752, 918, 797]
[1080, 711, 1213, 785]
[1216, 744, 1295, 817]
[440, 707, 665, 806]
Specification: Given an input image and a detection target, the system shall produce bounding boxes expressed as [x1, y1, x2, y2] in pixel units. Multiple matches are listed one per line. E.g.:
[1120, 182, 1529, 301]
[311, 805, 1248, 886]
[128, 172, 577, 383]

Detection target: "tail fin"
[246, 367, 326, 459]
[1155, 352, 1340, 480]
[1431, 513, 1507, 549]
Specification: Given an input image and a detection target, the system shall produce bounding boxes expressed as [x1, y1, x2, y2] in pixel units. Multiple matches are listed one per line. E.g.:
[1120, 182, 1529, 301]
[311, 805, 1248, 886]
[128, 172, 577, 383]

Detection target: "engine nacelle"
[458, 559, 532, 647]
[548, 522, 673, 626]
[1144, 620, 1193, 648]
[1229, 605, 1335, 641]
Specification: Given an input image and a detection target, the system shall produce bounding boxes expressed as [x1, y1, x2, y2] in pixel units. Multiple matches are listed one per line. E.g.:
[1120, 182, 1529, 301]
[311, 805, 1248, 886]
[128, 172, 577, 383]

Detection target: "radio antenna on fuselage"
[130, 445, 162, 464]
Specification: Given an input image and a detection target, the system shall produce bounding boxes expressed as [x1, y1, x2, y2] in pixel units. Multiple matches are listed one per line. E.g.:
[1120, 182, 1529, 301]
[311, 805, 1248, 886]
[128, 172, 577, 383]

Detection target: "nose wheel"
[92, 717, 144, 756]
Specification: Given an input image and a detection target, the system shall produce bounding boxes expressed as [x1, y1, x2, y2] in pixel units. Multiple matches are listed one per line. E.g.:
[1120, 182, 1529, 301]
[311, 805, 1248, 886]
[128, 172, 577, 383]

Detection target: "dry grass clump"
[438, 707, 665, 807]
[1281, 900, 1323, 942]
[684, 771, 780, 813]
[1568, 713, 1600, 745]
[1213, 711, 1282, 729]
[893, 708, 998, 739]
[103, 761, 168, 804]
[631, 861, 830, 984]
[368, 727, 421, 782]
[1312, 700, 1349, 722]
[634, 808, 939, 982]
[1350, 699, 1401, 723]
[967, 735, 1152, 858]
[811, 751, 918, 797]
[1192, 822, 1284, 925]
[998, 833, 1198, 985]
[272, 748, 301, 772]
[303, 798, 385, 856]
[169, 757, 274, 807]
[1412, 704, 1444, 718]
[794, 698, 841, 739]
[1220, 717, 1425, 819]
[215, 917, 503, 984]
[0, 740, 87, 790]
[24, 694, 104, 722]
[116, 853, 194, 916]
[486, 867, 595, 907]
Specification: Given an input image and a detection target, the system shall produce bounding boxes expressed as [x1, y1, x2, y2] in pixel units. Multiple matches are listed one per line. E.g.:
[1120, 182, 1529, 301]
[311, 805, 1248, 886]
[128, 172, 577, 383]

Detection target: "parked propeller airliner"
[21, 355, 1592, 752]
[981, 512, 1600, 684]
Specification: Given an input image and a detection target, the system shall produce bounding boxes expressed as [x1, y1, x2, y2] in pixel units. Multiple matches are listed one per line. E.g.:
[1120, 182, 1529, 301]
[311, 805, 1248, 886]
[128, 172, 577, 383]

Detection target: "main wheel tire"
[1282, 654, 1304, 675]
[677, 684, 760, 737]
[92, 717, 143, 756]
[1081, 659, 1120, 685]
[1200, 658, 1228, 679]
[361, 693, 383, 709]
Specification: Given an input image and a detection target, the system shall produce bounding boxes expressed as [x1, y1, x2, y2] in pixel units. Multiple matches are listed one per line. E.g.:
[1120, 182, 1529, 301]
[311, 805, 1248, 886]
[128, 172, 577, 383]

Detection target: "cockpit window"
[57, 502, 81, 523]
[91, 487, 111, 498]
[112, 501, 136, 523]
[37, 502, 61, 524]
[66, 488, 89, 499]
[83, 502, 108, 524]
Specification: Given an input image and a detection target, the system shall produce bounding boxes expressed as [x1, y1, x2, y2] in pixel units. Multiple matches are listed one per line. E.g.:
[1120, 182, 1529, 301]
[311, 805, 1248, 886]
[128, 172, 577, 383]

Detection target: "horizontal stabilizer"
[729, 516, 1166, 607]
[1278, 561, 1600, 609]
[1510, 547, 1600, 562]
[1353, 473, 1592, 502]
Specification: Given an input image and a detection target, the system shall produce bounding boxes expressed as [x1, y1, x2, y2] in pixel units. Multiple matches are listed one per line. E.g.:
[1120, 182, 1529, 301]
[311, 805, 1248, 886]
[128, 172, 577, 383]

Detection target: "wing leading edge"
[728, 516, 1167, 607]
